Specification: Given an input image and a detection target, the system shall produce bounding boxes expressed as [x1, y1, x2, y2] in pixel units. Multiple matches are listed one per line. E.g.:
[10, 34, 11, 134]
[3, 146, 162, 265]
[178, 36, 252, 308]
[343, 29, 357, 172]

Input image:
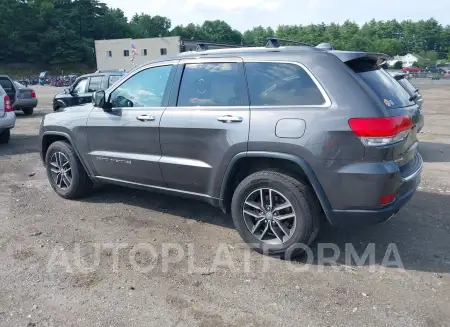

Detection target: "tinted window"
[110, 65, 172, 108]
[347, 59, 414, 109]
[245, 62, 326, 106]
[108, 75, 122, 87]
[72, 78, 88, 94]
[88, 76, 103, 92]
[177, 63, 241, 107]
[0, 78, 13, 89]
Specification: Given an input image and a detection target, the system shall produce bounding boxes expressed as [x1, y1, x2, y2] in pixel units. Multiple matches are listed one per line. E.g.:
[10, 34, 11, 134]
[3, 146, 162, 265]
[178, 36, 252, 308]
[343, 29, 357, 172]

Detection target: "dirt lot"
[0, 84, 449, 327]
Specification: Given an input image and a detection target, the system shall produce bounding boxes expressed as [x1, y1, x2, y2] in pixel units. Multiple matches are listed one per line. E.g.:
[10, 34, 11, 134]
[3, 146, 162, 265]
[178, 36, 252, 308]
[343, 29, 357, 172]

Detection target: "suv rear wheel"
[231, 171, 320, 258]
[45, 141, 92, 199]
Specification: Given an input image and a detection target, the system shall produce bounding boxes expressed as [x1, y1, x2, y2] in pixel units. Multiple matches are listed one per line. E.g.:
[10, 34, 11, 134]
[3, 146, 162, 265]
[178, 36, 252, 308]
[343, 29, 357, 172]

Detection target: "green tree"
[243, 26, 274, 45]
[373, 39, 402, 56]
[130, 13, 171, 38]
[393, 61, 403, 69]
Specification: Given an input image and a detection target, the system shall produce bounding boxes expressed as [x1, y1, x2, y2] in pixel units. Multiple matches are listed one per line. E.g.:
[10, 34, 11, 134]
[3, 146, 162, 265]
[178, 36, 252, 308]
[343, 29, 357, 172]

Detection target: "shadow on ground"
[82, 185, 233, 229]
[14, 110, 48, 119]
[81, 183, 450, 274]
[0, 133, 40, 155]
[419, 141, 450, 163]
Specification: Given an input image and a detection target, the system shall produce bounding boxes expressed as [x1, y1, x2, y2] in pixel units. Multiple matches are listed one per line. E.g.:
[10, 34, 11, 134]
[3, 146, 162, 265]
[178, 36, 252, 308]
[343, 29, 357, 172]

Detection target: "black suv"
[53, 70, 125, 111]
[40, 43, 423, 257]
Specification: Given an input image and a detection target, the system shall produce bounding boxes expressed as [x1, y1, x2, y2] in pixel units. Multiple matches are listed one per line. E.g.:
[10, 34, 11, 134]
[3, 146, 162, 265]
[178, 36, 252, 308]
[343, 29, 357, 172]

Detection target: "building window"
[160, 48, 167, 55]
[106, 51, 112, 57]
[124, 50, 130, 57]
[141, 49, 147, 56]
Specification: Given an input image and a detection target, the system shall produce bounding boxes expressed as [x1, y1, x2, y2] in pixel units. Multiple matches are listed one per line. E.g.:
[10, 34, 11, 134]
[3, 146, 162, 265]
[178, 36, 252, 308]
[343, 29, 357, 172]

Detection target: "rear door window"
[244, 62, 326, 106]
[347, 60, 415, 109]
[177, 63, 242, 107]
[88, 76, 103, 92]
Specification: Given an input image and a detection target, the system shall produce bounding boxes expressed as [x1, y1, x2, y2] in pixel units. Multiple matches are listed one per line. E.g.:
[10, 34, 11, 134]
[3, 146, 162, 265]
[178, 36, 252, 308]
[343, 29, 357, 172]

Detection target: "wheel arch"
[41, 131, 92, 177]
[219, 151, 332, 221]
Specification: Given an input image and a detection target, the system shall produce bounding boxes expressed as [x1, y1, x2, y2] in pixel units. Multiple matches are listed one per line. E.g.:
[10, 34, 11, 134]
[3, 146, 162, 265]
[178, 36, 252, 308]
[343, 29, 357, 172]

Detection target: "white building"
[388, 53, 425, 67]
[94, 36, 182, 71]
[94, 37, 246, 71]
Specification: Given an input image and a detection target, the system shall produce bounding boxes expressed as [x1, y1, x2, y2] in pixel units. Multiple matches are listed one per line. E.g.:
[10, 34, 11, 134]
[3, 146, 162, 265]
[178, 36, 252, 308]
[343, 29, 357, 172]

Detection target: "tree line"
[1, 0, 450, 67]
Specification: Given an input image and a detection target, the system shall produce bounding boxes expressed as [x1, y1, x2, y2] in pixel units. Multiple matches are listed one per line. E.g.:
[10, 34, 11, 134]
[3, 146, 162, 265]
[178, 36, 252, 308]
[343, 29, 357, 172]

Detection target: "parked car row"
[39, 44, 424, 257]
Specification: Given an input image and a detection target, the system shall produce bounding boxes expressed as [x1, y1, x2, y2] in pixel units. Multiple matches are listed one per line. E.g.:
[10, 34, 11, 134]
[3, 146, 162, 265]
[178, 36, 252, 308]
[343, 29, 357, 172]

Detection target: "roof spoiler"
[329, 51, 391, 66]
[392, 73, 406, 80]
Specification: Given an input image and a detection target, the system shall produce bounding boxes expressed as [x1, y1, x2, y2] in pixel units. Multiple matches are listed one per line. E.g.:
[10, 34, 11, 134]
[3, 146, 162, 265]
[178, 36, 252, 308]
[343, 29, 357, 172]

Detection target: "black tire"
[22, 108, 34, 116]
[0, 129, 11, 144]
[231, 171, 320, 258]
[45, 141, 92, 199]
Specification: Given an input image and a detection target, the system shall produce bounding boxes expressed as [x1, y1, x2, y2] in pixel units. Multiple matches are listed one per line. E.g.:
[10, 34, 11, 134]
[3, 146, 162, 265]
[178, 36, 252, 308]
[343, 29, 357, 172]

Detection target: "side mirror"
[64, 88, 70, 94]
[93, 90, 106, 107]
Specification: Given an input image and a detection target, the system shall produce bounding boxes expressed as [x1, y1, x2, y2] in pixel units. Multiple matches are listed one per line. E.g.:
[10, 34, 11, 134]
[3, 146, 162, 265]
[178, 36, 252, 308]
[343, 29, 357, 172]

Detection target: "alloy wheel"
[243, 188, 297, 245]
[49, 152, 72, 190]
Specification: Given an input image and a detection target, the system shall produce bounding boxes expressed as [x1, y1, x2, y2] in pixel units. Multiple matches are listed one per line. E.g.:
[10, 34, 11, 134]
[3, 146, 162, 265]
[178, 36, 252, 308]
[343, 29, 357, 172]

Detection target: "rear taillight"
[4, 96, 12, 112]
[31, 91, 36, 98]
[348, 115, 413, 146]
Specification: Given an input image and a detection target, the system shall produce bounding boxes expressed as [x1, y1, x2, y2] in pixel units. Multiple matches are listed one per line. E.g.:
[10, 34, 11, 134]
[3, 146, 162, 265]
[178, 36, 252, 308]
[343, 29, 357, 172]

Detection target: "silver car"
[0, 75, 38, 116]
[0, 84, 16, 144]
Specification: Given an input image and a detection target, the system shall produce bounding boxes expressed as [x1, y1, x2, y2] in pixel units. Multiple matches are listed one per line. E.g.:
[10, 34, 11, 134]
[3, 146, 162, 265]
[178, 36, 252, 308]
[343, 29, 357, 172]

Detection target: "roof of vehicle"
[78, 71, 126, 79]
[129, 46, 390, 73]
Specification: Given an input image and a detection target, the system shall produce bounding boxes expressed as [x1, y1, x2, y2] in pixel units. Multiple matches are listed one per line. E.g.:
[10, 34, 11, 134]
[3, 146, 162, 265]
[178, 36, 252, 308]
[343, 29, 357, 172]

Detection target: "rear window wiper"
[409, 94, 418, 102]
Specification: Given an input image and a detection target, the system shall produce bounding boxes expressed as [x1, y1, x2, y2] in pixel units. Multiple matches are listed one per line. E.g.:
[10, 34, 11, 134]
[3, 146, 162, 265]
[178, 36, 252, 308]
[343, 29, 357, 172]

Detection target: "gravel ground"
[0, 84, 449, 327]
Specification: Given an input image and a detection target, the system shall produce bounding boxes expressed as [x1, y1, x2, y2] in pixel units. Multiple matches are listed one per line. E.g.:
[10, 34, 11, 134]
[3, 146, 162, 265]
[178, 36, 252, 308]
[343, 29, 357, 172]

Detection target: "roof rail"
[266, 37, 312, 48]
[95, 69, 126, 73]
[316, 43, 336, 50]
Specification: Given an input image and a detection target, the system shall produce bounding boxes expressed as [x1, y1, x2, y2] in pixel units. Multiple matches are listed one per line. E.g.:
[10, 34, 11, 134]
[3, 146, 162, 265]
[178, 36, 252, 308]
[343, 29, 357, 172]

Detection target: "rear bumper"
[324, 153, 423, 228]
[14, 98, 38, 109]
[0, 112, 16, 130]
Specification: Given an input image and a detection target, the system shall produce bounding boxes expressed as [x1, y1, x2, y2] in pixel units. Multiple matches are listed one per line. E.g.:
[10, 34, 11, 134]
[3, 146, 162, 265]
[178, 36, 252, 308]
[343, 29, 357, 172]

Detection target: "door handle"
[217, 115, 243, 123]
[136, 115, 155, 122]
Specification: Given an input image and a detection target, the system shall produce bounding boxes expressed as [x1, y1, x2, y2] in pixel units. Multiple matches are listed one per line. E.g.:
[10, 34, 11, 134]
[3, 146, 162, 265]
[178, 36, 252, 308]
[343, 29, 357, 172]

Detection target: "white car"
[0, 84, 16, 144]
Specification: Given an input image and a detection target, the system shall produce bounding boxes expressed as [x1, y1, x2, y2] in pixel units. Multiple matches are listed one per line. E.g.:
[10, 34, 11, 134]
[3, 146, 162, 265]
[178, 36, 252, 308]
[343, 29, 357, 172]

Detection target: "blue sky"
[103, 0, 449, 31]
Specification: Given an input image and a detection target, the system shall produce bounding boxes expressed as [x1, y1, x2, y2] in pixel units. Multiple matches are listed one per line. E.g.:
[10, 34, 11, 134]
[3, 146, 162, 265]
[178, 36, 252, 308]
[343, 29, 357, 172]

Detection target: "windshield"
[347, 59, 415, 109]
[14, 81, 25, 88]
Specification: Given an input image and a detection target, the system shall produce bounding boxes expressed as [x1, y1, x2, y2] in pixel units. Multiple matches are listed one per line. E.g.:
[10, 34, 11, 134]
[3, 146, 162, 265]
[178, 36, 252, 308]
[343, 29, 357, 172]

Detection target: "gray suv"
[39, 44, 423, 257]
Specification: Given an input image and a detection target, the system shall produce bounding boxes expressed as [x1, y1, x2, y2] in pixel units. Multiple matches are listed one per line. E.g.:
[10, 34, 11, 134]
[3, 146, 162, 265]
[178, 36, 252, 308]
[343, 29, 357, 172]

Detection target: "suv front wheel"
[45, 141, 92, 199]
[231, 171, 320, 258]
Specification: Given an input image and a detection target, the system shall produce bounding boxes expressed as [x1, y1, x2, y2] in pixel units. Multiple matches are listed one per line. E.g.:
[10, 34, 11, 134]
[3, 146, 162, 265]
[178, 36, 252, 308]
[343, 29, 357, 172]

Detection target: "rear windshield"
[397, 78, 417, 96]
[14, 81, 25, 88]
[347, 59, 415, 109]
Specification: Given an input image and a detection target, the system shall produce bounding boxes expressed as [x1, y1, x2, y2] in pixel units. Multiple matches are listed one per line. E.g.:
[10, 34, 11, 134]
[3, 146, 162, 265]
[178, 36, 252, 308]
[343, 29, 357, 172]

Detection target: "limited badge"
[384, 99, 391, 107]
